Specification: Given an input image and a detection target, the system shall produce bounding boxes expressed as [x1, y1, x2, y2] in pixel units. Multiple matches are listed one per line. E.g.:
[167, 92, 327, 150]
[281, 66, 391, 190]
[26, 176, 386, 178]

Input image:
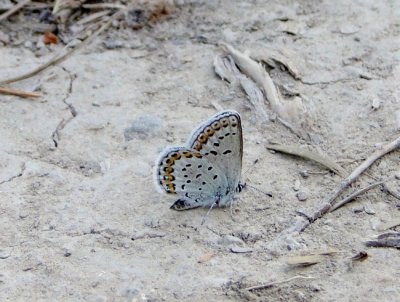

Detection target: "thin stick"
[245, 275, 314, 291]
[295, 135, 400, 233]
[0, 9, 124, 85]
[76, 11, 110, 25]
[330, 181, 384, 212]
[82, 3, 126, 10]
[0, 86, 40, 98]
[0, 0, 31, 22]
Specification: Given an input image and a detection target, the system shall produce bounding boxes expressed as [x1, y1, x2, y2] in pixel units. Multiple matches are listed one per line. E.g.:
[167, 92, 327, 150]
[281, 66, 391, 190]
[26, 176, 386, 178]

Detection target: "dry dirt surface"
[1, 0, 400, 301]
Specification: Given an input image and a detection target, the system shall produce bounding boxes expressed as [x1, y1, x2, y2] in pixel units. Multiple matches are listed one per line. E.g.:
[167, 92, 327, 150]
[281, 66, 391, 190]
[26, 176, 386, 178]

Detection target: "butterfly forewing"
[187, 110, 243, 192]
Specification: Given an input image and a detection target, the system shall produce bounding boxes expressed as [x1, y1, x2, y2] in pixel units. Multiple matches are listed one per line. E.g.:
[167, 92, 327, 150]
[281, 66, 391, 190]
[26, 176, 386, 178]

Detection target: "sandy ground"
[1, 0, 400, 301]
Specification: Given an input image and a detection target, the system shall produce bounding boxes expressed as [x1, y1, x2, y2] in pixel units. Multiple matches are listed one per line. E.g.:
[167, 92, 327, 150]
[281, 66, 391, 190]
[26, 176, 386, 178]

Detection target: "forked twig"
[245, 275, 314, 291]
[294, 135, 400, 233]
[330, 181, 385, 212]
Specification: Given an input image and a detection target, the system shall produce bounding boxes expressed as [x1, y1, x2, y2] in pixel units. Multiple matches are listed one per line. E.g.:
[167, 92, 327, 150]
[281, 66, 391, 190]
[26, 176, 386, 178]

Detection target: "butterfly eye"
[166, 158, 174, 165]
[170, 153, 181, 160]
[229, 116, 237, 123]
[164, 167, 174, 173]
[198, 134, 208, 143]
[212, 121, 221, 130]
[183, 151, 193, 158]
[205, 127, 214, 136]
[193, 141, 202, 151]
[164, 175, 175, 181]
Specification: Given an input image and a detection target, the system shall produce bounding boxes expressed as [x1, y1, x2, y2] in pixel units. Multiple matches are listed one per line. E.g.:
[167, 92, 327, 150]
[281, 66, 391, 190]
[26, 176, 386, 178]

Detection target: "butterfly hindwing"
[154, 110, 243, 210]
[155, 147, 228, 209]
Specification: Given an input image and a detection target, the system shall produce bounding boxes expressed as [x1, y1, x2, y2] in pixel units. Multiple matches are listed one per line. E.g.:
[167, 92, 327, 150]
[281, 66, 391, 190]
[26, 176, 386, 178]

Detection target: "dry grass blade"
[82, 3, 126, 10]
[0, 86, 40, 98]
[214, 55, 269, 123]
[365, 232, 400, 248]
[286, 248, 337, 266]
[245, 275, 314, 291]
[286, 255, 325, 266]
[197, 252, 215, 263]
[266, 143, 347, 177]
[250, 48, 301, 80]
[378, 218, 400, 231]
[219, 42, 311, 140]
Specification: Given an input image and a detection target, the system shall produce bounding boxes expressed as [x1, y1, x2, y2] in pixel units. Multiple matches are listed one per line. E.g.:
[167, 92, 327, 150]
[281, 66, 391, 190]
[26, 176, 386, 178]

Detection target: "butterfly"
[154, 110, 244, 211]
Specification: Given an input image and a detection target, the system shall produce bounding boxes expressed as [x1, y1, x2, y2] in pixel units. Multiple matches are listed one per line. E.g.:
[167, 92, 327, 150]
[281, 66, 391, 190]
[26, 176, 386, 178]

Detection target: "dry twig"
[365, 232, 400, 248]
[0, 86, 40, 98]
[330, 181, 385, 212]
[245, 275, 314, 291]
[293, 135, 400, 233]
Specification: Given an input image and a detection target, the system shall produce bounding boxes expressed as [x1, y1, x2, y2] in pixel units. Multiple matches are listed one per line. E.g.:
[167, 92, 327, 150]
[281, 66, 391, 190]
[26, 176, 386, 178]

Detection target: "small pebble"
[124, 115, 161, 141]
[230, 246, 253, 253]
[24, 40, 33, 49]
[352, 206, 364, 213]
[104, 39, 124, 49]
[364, 205, 376, 215]
[371, 99, 380, 110]
[19, 211, 29, 219]
[293, 179, 301, 191]
[300, 170, 309, 178]
[296, 191, 308, 201]
[63, 249, 72, 257]
[340, 24, 360, 34]
[218, 235, 244, 246]
[0, 249, 11, 259]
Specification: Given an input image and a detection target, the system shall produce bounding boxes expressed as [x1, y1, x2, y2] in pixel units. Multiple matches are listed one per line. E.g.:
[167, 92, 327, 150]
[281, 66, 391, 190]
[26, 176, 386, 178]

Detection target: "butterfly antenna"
[201, 200, 217, 225]
[246, 184, 273, 197]
[242, 159, 259, 177]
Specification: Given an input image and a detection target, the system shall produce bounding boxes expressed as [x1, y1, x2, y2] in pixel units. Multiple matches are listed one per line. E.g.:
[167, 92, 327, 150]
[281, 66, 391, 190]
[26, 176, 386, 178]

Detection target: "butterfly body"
[154, 110, 243, 210]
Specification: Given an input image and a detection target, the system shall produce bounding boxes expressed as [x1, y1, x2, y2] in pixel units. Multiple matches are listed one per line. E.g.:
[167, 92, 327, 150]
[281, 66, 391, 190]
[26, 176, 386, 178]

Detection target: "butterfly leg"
[229, 199, 236, 221]
[170, 199, 201, 211]
[200, 196, 221, 225]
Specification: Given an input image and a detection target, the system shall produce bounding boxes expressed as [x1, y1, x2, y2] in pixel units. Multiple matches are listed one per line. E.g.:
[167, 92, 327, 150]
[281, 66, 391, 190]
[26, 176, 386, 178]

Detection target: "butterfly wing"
[155, 147, 228, 210]
[186, 110, 243, 199]
[154, 110, 243, 210]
